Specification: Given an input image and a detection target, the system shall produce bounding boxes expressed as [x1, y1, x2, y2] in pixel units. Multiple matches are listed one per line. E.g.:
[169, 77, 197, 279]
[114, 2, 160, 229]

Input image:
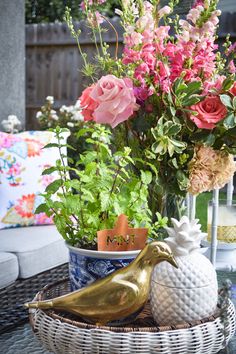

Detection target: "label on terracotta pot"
[97, 214, 148, 252]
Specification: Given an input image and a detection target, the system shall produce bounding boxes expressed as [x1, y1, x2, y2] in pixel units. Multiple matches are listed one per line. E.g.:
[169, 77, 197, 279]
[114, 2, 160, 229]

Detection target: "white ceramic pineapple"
[150, 216, 218, 325]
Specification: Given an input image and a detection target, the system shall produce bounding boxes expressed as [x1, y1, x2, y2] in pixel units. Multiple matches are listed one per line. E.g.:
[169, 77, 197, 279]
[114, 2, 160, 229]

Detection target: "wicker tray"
[30, 279, 236, 354]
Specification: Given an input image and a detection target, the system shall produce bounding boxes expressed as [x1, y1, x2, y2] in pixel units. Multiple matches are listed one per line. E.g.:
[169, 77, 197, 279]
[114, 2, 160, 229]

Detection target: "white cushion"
[0, 252, 19, 289]
[0, 131, 69, 229]
[0, 225, 68, 278]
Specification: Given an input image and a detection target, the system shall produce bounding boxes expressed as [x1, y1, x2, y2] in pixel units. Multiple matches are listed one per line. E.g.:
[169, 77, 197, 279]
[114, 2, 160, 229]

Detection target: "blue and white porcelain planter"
[67, 244, 140, 291]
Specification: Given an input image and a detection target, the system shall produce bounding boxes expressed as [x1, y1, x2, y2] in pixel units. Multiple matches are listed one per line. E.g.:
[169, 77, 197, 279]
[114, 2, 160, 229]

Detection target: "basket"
[29, 279, 236, 354]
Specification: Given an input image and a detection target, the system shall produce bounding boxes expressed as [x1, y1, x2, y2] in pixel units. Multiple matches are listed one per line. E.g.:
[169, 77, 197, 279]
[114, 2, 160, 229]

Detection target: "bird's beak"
[167, 255, 178, 268]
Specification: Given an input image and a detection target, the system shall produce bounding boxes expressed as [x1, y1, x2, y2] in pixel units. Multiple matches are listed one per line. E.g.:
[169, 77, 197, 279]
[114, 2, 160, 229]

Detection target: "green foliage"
[36, 125, 153, 248]
[220, 94, 236, 129]
[25, 0, 120, 24]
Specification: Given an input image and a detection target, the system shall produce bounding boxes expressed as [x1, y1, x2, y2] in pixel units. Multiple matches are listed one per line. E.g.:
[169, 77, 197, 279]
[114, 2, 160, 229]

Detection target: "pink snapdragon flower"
[133, 85, 153, 104]
[187, 7, 202, 24]
[227, 42, 236, 55]
[87, 11, 104, 27]
[124, 31, 143, 47]
[229, 60, 236, 74]
[136, 1, 154, 32]
[89, 75, 139, 128]
[203, 76, 225, 94]
[192, 0, 204, 7]
[122, 48, 141, 65]
[134, 63, 150, 82]
[80, 0, 105, 10]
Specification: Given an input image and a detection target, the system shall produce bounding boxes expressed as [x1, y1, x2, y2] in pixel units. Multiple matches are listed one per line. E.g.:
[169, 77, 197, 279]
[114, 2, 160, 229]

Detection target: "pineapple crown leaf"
[165, 216, 207, 256]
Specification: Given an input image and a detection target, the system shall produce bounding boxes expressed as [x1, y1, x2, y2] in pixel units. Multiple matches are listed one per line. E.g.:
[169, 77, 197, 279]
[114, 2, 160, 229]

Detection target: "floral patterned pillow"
[0, 131, 68, 229]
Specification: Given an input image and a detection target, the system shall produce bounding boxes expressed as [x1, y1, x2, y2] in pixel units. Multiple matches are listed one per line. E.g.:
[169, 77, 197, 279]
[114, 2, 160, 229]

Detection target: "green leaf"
[100, 192, 110, 211]
[82, 189, 95, 203]
[43, 143, 59, 149]
[223, 113, 236, 129]
[220, 94, 233, 109]
[34, 203, 50, 215]
[152, 140, 166, 155]
[185, 81, 202, 95]
[45, 179, 63, 193]
[167, 141, 175, 157]
[67, 179, 81, 190]
[169, 106, 176, 116]
[141, 170, 152, 185]
[182, 96, 201, 106]
[166, 123, 181, 136]
[42, 166, 57, 175]
[204, 133, 215, 146]
[176, 170, 189, 191]
[233, 97, 236, 110]
[185, 116, 196, 132]
[171, 158, 179, 169]
[222, 77, 234, 91]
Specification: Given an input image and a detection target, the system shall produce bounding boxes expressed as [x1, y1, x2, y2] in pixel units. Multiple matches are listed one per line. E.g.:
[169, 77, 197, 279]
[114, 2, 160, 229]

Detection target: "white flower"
[158, 6, 171, 18]
[8, 115, 21, 125]
[36, 111, 43, 119]
[214, 10, 221, 16]
[74, 99, 81, 109]
[46, 96, 54, 104]
[67, 106, 75, 113]
[115, 8, 123, 16]
[1, 120, 14, 133]
[187, 8, 201, 24]
[60, 105, 68, 113]
[67, 122, 75, 128]
[51, 113, 59, 121]
[72, 111, 84, 122]
[1, 115, 21, 133]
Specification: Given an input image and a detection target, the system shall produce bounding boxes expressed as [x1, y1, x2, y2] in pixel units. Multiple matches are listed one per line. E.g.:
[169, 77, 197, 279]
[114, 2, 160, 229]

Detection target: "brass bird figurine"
[25, 241, 178, 325]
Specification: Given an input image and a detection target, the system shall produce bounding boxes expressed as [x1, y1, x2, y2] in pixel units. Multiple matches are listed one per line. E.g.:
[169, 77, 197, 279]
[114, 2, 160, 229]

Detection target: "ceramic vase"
[67, 244, 139, 291]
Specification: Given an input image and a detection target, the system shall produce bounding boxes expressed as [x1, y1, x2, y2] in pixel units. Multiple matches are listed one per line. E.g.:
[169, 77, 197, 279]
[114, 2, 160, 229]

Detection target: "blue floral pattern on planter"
[69, 250, 136, 291]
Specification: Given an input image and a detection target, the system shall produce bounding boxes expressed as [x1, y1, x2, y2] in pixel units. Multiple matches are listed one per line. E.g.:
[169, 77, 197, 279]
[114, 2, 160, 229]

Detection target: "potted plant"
[36, 125, 162, 290]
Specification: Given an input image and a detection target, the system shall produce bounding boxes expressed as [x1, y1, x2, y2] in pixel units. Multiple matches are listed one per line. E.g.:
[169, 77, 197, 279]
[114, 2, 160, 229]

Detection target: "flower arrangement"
[64, 0, 236, 219]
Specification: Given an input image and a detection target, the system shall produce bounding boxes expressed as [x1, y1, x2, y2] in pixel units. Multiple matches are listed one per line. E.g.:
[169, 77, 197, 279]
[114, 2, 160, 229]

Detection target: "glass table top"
[0, 271, 235, 354]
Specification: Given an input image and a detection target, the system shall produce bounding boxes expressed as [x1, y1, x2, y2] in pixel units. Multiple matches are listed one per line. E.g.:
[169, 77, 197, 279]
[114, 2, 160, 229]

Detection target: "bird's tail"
[24, 299, 53, 309]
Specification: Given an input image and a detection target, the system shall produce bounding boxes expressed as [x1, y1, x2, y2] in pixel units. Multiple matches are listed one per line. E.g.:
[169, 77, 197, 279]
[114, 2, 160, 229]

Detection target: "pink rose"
[90, 75, 139, 128]
[80, 85, 98, 121]
[230, 82, 236, 96]
[190, 95, 227, 129]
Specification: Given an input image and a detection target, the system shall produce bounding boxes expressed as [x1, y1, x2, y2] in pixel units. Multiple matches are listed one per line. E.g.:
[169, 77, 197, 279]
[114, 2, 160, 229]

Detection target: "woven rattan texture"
[36, 279, 220, 332]
[30, 279, 236, 354]
[0, 263, 68, 334]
